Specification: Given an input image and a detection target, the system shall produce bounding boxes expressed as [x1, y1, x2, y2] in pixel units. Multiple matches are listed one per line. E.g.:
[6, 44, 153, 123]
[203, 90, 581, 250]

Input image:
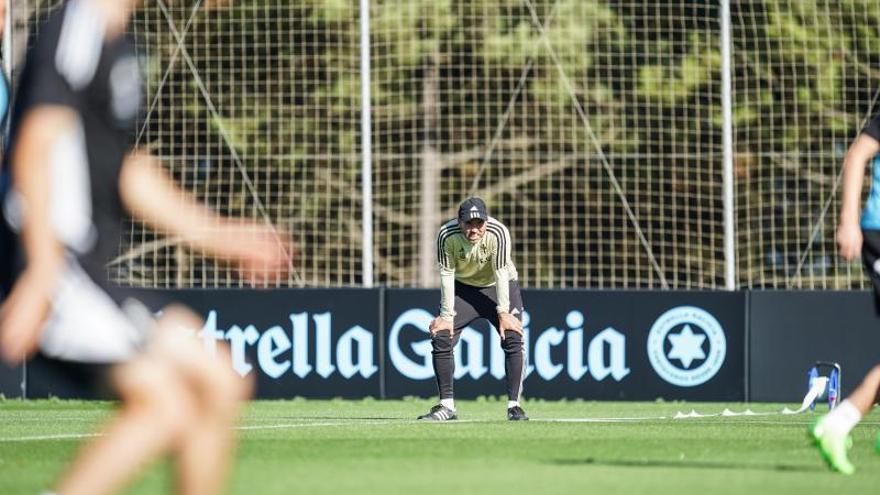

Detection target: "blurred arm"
[11, 107, 75, 282]
[0, 107, 77, 363]
[837, 134, 880, 260]
[120, 152, 231, 255]
[840, 135, 879, 226]
[119, 152, 292, 282]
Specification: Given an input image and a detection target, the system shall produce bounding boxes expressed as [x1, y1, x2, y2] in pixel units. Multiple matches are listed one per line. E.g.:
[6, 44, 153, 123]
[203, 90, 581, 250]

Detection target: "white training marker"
[674, 409, 722, 419]
[674, 376, 832, 419]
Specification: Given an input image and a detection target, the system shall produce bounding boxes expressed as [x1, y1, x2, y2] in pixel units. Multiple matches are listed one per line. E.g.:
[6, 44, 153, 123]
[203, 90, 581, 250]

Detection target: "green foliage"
[118, 0, 880, 288]
[372, 0, 457, 66]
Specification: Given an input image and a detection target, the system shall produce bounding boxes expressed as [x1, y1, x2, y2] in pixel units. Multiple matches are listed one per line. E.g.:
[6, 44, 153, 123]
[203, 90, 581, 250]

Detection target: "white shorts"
[40, 260, 152, 363]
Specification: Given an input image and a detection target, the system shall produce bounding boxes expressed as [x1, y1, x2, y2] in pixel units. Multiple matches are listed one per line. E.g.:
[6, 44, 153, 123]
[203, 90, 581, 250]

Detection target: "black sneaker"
[418, 404, 458, 421]
[507, 405, 529, 421]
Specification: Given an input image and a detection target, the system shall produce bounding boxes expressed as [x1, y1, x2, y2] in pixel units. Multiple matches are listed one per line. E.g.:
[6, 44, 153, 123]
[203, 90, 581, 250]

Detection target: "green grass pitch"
[1, 399, 879, 494]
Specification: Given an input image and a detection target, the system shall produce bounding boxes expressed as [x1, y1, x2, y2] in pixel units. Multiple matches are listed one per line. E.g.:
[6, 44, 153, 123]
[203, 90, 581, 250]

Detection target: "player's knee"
[214, 343, 254, 401]
[188, 349, 250, 418]
[205, 369, 250, 417]
[501, 332, 523, 352]
[114, 360, 197, 440]
[431, 333, 453, 353]
[149, 315, 249, 416]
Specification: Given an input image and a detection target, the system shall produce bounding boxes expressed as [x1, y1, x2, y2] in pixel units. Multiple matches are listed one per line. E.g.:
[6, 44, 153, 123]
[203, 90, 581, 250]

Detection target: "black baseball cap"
[458, 197, 488, 223]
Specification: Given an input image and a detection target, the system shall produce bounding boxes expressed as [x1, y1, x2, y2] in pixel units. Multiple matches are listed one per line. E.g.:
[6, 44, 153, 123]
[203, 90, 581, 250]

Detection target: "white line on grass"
[236, 420, 395, 430]
[4, 416, 878, 442]
[0, 432, 104, 442]
[0, 420, 397, 442]
[532, 416, 669, 423]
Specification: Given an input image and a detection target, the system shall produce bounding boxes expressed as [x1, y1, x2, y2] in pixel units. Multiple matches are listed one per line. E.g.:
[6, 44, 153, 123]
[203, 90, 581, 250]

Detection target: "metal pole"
[359, 0, 374, 288]
[721, 0, 736, 290]
[3, 0, 20, 397]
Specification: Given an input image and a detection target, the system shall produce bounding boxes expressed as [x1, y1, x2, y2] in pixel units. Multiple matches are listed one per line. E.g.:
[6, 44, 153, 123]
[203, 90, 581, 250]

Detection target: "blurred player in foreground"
[419, 197, 528, 421]
[0, 0, 291, 494]
[810, 112, 880, 474]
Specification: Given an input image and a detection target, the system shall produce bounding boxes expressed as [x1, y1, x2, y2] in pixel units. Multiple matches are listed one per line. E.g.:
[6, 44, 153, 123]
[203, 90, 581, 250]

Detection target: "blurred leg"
[55, 357, 196, 495]
[173, 349, 250, 495]
[844, 364, 880, 414]
[810, 364, 880, 474]
[150, 306, 251, 495]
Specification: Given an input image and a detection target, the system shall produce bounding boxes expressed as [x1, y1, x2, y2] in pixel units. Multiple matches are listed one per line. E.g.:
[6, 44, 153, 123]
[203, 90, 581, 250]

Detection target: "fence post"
[360, 0, 374, 288]
[721, 0, 736, 291]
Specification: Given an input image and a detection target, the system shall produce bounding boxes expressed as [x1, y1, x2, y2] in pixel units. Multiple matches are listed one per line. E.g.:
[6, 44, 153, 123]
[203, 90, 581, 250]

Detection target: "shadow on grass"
[548, 458, 816, 473]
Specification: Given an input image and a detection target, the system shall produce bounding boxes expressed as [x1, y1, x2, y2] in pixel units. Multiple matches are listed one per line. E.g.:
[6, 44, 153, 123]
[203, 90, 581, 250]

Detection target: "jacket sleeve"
[437, 228, 456, 321]
[488, 222, 513, 314]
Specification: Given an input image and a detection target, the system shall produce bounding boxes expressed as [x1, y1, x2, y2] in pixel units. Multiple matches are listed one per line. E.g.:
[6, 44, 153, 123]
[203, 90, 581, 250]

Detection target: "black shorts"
[451, 279, 525, 331]
[861, 229, 880, 315]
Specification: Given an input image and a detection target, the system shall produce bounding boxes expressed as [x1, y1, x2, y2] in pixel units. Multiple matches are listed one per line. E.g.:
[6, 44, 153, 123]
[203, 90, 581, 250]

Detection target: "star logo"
[666, 325, 706, 369]
[646, 306, 727, 387]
